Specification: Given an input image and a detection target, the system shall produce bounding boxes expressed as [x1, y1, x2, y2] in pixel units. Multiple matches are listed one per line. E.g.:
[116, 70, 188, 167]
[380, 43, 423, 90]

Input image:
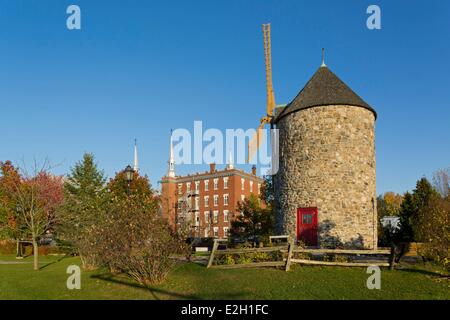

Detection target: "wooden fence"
[207, 238, 295, 271]
[206, 237, 396, 270]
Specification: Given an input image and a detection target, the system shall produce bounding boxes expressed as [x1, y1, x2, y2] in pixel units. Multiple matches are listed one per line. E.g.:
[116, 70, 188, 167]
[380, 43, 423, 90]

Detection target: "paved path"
[0, 260, 45, 265]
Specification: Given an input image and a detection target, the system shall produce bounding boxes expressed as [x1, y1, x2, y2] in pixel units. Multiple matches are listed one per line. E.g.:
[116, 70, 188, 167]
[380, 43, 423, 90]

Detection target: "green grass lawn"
[0, 254, 448, 300]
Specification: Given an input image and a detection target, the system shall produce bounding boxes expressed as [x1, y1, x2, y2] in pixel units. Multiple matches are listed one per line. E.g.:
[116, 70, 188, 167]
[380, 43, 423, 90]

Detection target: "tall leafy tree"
[107, 170, 155, 203]
[377, 192, 403, 246]
[416, 194, 449, 270]
[0, 161, 22, 240]
[231, 194, 274, 245]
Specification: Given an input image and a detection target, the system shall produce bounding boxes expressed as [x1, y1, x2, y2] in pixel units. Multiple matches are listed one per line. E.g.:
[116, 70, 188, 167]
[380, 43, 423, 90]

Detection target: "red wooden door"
[297, 207, 318, 246]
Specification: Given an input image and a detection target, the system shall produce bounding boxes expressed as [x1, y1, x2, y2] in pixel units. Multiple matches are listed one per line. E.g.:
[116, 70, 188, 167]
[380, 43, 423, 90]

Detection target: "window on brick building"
[224, 210, 229, 222]
[223, 194, 229, 206]
[195, 197, 199, 210]
[241, 178, 245, 190]
[250, 181, 253, 192]
[195, 181, 200, 192]
[257, 183, 261, 194]
[213, 211, 218, 223]
[186, 182, 191, 192]
[223, 177, 229, 189]
[204, 180, 209, 191]
[223, 227, 229, 238]
[204, 196, 209, 207]
[241, 194, 245, 202]
[178, 183, 182, 195]
[204, 228, 209, 237]
[204, 211, 209, 223]
[213, 195, 218, 206]
[213, 178, 218, 190]
[213, 227, 219, 238]
[195, 212, 199, 226]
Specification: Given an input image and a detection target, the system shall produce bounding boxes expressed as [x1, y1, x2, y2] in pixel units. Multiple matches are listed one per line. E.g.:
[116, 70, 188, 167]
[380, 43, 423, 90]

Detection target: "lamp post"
[124, 165, 134, 195]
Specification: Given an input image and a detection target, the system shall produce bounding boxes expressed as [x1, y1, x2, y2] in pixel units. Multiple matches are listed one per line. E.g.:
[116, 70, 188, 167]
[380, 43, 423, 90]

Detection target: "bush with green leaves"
[416, 195, 450, 271]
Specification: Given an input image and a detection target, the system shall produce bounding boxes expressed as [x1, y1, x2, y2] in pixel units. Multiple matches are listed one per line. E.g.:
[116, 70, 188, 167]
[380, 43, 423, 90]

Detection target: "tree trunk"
[16, 239, 20, 259]
[32, 239, 39, 271]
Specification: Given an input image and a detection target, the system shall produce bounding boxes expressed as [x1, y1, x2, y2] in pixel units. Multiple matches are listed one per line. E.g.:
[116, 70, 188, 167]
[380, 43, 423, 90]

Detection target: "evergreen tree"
[58, 153, 107, 268]
[65, 153, 106, 199]
[398, 178, 440, 242]
[412, 178, 439, 213]
[398, 192, 415, 242]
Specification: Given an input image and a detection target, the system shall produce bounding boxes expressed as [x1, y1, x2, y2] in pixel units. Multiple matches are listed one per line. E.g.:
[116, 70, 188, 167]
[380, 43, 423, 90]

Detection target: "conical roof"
[274, 66, 376, 122]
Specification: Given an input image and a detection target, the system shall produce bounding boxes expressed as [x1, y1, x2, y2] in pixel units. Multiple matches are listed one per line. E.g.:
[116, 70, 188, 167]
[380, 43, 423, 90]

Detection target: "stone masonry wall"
[274, 105, 377, 249]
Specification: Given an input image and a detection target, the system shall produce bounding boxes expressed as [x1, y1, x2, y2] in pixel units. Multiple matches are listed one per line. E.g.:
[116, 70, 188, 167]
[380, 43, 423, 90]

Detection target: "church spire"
[226, 150, 234, 170]
[133, 138, 139, 172]
[168, 130, 175, 178]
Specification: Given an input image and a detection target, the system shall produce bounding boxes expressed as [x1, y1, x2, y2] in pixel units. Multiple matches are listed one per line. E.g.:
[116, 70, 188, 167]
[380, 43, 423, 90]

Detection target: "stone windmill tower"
[273, 58, 377, 249]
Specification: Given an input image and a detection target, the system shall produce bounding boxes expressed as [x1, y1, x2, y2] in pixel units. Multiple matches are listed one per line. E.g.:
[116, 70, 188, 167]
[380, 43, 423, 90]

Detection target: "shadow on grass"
[398, 267, 449, 278]
[39, 255, 69, 270]
[91, 272, 248, 300]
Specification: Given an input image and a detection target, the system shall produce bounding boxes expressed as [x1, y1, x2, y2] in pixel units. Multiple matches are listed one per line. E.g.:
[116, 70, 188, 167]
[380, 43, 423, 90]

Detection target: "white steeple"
[133, 138, 139, 172]
[168, 131, 175, 178]
[226, 150, 234, 170]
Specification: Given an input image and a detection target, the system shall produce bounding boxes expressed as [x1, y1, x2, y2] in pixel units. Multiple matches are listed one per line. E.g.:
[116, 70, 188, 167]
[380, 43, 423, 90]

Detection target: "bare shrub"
[98, 197, 188, 286]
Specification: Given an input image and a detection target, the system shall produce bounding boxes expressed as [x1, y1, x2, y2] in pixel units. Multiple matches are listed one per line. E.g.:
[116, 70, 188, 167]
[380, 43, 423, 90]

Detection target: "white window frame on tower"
[186, 182, 191, 192]
[204, 211, 209, 223]
[204, 180, 209, 191]
[224, 210, 229, 222]
[258, 183, 261, 194]
[223, 177, 229, 189]
[213, 178, 219, 190]
[250, 181, 253, 193]
[213, 227, 219, 238]
[178, 183, 182, 195]
[241, 178, 245, 191]
[223, 194, 229, 206]
[241, 194, 245, 202]
[213, 195, 218, 207]
[204, 196, 209, 207]
[213, 210, 218, 223]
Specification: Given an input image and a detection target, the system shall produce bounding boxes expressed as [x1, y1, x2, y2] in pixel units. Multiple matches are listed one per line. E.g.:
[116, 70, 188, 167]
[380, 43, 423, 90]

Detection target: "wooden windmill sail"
[248, 23, 279, 163]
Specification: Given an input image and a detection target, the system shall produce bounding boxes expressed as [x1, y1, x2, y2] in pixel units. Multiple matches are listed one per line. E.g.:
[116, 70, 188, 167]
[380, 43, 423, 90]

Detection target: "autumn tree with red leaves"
[0, 160, 63, 270]
[0, 161, 22, 240]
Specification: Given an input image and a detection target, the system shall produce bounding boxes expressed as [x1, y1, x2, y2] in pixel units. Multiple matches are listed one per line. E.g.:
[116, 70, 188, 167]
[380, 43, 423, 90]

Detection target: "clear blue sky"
[0, 0, 449, 195]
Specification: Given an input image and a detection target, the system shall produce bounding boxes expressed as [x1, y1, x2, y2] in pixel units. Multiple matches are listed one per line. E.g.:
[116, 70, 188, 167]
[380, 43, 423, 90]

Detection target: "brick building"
[160, 140, 263, 239]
